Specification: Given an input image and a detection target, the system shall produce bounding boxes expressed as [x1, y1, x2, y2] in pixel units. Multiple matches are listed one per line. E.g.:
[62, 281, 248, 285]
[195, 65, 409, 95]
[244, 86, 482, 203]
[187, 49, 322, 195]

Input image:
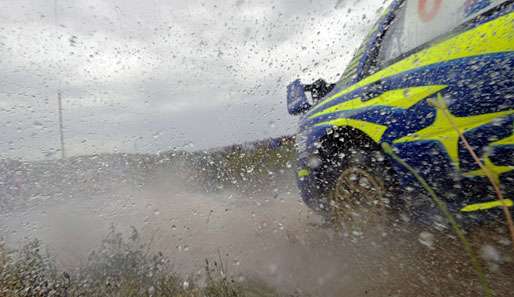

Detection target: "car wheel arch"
[317, 126, 382, 162]
[315, 125, 399, 194]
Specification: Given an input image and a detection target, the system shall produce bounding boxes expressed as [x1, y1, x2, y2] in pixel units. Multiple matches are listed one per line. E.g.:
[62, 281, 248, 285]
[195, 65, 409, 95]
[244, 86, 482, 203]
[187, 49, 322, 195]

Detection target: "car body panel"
[295, 1, 514, 220]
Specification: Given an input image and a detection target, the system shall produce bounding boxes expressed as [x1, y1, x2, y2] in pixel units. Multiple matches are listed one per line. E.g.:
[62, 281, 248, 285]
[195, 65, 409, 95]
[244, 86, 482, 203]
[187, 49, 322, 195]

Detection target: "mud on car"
[287, 0, 514, 227]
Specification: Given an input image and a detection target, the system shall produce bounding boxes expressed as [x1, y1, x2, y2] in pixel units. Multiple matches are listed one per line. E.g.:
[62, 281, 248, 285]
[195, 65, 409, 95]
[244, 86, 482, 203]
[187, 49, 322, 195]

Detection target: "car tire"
[321, 144, 399, 232]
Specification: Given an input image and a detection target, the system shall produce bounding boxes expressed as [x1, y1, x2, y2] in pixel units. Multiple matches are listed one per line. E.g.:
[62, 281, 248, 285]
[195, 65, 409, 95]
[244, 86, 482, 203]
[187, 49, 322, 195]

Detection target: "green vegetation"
[0, 227, 285, 297]
[194, 139, 296, 193]
[0, 136, 296, 212]
[382, 143, 492, 297]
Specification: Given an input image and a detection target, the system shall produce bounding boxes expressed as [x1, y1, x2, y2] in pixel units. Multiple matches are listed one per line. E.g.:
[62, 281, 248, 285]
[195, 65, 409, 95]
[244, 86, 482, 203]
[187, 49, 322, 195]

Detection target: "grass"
[382, 143, 492, 297]
[193, 142, 296, 193]
[2, 124, 511, 296]
[430, 94, 514, 248]
[0, 226, 285, 297]
[377, 94, 514, 297]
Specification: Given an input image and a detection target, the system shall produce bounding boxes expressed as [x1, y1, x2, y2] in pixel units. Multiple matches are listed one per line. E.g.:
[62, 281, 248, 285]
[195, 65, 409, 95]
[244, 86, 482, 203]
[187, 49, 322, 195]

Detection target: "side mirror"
[286, 79, 311, 115]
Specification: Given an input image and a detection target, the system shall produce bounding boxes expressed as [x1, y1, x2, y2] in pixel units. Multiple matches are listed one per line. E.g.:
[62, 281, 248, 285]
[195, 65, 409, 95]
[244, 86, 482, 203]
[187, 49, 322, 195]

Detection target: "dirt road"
[1, 172, 512, 297]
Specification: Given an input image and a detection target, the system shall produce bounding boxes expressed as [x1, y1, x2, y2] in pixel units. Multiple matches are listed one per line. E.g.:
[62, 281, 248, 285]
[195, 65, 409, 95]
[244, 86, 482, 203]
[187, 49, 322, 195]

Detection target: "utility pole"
[54, 0, 65, 159]
[58, 91, 65, 159]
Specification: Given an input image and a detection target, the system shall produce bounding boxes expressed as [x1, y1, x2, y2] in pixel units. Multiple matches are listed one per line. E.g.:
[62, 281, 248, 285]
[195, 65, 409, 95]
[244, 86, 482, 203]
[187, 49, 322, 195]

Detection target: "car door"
[367, 0, 514, 213]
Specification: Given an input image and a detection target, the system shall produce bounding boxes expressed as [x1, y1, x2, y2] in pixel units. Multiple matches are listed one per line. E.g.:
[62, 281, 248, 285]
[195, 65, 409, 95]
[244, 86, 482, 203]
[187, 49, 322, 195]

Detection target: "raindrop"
[33, 121, 44, 129]
[148, 286, 155, 296]
[480, 244, 501, 263]
[182, 281, 190, 290]
[418, 231, 435, 249]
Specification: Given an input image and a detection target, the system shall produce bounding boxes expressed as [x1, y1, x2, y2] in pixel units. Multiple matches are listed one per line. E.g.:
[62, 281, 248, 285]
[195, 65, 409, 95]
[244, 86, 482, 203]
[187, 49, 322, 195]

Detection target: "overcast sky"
[0, 0, 386, 160]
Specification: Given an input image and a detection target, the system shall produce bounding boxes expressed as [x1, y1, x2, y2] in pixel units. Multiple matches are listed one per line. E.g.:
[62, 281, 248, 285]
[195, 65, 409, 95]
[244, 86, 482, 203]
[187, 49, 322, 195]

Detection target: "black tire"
[317, 136, 399, 232]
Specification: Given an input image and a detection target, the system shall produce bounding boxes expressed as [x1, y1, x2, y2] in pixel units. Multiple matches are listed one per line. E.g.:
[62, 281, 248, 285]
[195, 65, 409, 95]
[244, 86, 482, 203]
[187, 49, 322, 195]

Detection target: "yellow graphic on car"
[314, 11, 514, 111]
[309, 85, 447, 120]
[463, 152, 514, 185]
[460, 199, 513, 212]
[491, 130, 514, 146]
[315, 118, 388, 143]
[394, 108, 514, 169]
[462, 132, 514, 184]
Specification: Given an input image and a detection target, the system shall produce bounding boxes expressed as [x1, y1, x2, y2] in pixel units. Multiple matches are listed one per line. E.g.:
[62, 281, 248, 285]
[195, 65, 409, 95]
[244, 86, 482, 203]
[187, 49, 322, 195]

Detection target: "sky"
[0, 0, 386, 160]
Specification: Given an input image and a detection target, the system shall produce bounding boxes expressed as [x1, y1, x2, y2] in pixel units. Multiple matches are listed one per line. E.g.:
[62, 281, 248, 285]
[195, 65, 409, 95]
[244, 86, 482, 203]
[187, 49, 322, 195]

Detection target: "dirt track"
[1, 172, 513, 297]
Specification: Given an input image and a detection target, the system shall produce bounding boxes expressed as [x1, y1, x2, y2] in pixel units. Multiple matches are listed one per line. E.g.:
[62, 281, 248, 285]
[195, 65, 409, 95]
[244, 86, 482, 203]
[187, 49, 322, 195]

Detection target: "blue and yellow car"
[287, 0, 514, 226]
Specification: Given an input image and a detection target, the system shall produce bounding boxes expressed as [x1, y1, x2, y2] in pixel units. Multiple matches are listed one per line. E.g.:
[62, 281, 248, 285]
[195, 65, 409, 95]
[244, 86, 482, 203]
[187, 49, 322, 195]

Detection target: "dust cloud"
[1, 159, 513, 297]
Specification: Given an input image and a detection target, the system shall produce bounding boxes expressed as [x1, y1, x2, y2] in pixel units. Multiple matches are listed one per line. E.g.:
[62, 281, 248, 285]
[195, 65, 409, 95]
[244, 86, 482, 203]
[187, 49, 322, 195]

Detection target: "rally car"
[287, 0, 514, 226]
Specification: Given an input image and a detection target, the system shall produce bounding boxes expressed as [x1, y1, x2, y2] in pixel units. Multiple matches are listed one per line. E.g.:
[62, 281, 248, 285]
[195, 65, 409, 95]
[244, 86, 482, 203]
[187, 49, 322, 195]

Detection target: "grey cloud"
[0, 0, 385, 160]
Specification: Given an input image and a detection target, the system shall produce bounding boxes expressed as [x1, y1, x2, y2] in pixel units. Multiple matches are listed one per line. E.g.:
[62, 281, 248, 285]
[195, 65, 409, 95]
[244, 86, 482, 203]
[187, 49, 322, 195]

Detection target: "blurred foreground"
[1, 141, 513, 296]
